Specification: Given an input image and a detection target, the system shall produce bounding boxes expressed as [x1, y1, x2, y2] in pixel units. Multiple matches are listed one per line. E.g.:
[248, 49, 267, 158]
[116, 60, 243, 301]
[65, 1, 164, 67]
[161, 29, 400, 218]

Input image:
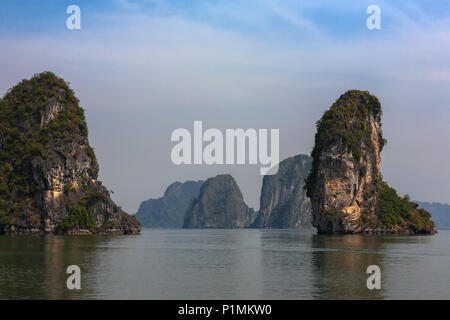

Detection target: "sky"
[0, 0, 449, 212]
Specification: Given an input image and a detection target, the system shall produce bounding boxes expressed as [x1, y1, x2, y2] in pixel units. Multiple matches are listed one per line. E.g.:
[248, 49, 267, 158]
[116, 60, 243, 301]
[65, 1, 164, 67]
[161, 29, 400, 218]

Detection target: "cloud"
[262, 0, 320, 33]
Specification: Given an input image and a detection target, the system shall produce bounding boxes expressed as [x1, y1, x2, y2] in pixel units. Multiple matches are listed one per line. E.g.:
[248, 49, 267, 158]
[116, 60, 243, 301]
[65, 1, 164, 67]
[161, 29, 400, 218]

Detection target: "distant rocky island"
[415, 201, 450, 229]
[136, 180, 202, 228]
[252, 154, 312, 228]
[305, 90, 436, 234]
[183, 174, 255, 228]
[145, 154, 313, 230]
[0, 72, 141, 234]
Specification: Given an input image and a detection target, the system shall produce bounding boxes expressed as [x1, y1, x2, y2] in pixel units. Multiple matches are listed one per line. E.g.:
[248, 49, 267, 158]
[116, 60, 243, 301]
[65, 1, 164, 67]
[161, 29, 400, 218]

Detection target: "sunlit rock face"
[306, 90, 435, 234]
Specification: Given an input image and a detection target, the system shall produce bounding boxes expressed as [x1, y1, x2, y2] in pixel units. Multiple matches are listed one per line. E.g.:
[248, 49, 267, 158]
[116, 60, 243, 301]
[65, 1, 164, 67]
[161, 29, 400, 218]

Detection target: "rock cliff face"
[136, 180, 203, 228]
[183, 174, 254, 228]
[306, 90, 435, 234]
[252, 154, 312, 228]
[0, 72, 141, 234]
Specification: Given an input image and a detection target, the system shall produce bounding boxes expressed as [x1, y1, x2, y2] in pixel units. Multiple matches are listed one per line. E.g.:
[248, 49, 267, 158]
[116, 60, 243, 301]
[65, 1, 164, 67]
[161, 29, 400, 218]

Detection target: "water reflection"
[0, 235, 109, 299]
[258, 230, 385, 299]
[259, 229, 315, 299]
[310, 235, 385, 299]
[90, 230, 266, 299]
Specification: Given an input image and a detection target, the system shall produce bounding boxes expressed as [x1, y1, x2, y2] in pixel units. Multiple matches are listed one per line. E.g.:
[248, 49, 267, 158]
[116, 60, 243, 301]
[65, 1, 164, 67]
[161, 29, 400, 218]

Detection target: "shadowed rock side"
[136, 180, 203, 228]
[183, 174, 254, 228]
[0, 72, 141, 234]
[305, 90, 435, 234]
[252, 154, 312, 228]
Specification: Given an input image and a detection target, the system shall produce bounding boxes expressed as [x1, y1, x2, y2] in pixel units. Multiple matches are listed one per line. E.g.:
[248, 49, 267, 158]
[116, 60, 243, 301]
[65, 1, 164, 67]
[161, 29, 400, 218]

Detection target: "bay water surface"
[0, 228, 449, 299]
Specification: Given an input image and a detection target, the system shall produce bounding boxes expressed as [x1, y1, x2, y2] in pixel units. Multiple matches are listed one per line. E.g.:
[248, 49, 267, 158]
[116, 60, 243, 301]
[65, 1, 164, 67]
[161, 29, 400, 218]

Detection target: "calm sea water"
[0, 228, 449, 300]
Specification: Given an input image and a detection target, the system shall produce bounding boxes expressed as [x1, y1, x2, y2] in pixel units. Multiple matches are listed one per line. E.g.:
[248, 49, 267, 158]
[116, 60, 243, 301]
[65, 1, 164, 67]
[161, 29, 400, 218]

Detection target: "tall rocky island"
[137, 180, 203, 228]
[305, 90, 435, 234]
[183, 174, 254, 228]
[252, 154, 312, 228]
[0, 72, 141, 234]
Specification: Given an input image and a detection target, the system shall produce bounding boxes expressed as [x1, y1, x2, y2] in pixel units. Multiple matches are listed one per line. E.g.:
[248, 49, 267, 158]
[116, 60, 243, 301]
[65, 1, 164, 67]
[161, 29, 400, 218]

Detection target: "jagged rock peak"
[183, 174, 254, 228]
[0, 71, 141, 234]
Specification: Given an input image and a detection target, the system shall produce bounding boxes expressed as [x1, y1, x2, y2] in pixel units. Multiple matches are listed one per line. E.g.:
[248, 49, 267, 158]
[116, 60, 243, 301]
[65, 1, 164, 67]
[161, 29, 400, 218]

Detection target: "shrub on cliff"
[376, 183, 434, 229]
[57, 190, 104, 232]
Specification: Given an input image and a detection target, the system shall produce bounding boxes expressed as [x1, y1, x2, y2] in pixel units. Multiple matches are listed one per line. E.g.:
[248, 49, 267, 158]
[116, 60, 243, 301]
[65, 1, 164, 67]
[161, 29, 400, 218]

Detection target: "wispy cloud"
[262, 0, 320, 33]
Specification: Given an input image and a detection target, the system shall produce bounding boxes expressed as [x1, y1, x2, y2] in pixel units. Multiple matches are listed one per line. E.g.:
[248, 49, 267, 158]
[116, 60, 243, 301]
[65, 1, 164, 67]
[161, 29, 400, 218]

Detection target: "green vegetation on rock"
[375, 183, 434, 230]
[415, 201, 450, 229]
[57, 191, 104, 232]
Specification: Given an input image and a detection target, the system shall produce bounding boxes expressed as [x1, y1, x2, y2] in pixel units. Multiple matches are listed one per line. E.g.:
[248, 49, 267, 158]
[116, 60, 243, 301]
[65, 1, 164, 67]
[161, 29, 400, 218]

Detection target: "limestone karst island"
[0, 72, 141, 234]
[305, 90, 436, 234]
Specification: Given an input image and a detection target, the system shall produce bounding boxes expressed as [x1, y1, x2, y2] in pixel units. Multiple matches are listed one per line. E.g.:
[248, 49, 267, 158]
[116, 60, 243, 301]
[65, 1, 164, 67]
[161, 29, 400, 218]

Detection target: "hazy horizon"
[1, 0, 449, 213]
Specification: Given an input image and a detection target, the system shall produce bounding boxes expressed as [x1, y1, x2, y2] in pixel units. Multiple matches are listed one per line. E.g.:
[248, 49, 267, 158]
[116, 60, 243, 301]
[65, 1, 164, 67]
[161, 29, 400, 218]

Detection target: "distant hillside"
[252, 154, 312, 228]
[415, 201, 450, 228]
[183, 174, 255, 228]
[136, 180, 203, 228]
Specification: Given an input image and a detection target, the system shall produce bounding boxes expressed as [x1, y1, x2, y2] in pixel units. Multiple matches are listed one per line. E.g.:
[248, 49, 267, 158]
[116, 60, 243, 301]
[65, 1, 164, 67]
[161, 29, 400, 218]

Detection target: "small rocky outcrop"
[305, 90, 435, 234]
[252, 154, 312, 228]
[183, 174, 254, 228]
[0, 72, 141, 234]
[415, 201, 450, 229]
[136, 180, 203, 228]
